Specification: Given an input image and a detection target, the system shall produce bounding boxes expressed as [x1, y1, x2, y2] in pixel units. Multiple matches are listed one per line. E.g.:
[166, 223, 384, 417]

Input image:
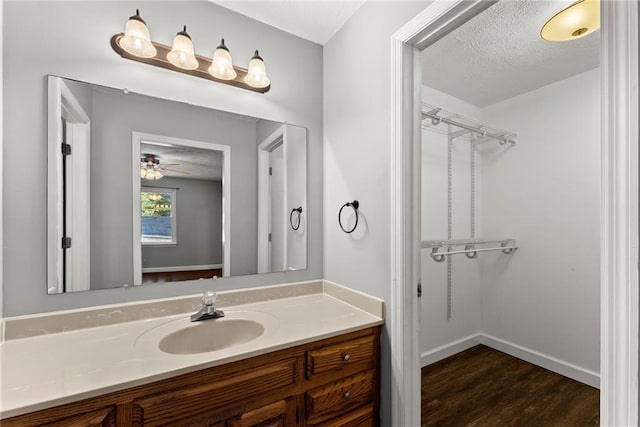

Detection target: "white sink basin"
[135, 310, 279, 356]
[159, 319, 264, 355]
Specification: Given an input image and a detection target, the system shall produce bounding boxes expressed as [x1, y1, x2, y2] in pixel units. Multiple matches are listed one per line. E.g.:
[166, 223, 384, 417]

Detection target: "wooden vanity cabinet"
[2, 326, 380, 427]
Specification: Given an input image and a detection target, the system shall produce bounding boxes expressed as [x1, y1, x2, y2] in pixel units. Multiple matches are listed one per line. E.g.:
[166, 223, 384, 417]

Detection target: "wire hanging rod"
[422, 110, 516, 145]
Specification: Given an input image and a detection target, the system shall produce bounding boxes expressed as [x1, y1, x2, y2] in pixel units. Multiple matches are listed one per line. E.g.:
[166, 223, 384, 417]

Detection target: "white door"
[269, 144, 286, 272]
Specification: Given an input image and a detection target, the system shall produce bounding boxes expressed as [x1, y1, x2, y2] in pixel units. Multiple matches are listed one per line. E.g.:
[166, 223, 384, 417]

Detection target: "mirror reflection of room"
[139, 141, 226, 285]
[47, 76, 308, 294]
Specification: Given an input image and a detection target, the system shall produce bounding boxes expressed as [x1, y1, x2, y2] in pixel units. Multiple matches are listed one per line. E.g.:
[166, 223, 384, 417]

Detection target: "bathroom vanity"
[0, 281, 383, 426]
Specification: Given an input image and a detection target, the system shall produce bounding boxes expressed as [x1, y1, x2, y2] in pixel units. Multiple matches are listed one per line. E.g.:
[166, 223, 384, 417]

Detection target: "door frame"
[47, 75, 91, 294]
[257, 125, 288, 274]
[131, 132, 232, 284]
[390, 1, 639, 426]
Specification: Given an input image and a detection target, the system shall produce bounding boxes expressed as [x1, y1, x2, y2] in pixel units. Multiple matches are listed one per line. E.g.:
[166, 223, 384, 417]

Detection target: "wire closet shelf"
[422, 102, 517, 146]
[421, 102, 518, 264]
[423, 238, 518, 263]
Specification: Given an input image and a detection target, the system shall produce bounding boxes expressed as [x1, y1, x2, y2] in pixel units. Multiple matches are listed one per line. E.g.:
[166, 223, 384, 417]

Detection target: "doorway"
[390, 1, 639, 426]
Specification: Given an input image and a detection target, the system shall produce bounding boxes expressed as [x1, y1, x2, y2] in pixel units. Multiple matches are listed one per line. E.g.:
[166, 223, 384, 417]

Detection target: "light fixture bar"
[111, 33, 270, 94]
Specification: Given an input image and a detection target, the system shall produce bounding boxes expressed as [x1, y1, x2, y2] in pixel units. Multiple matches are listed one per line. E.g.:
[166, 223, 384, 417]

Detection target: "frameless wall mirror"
[47, 76, 308, 294]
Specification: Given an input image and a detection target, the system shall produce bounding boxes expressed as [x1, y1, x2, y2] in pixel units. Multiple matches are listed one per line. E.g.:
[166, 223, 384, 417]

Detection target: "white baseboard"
[421, 334, 482, 366]
[421, 333, 600, 389]
[142, 264, 223, 273]
[479, 334, 600, 389]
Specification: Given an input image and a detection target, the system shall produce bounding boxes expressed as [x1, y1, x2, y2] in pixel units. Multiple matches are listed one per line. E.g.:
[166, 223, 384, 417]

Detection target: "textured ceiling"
[141, 142, 224, 181]
[211, 1, 365, 45]
[420, 0, 600, 107]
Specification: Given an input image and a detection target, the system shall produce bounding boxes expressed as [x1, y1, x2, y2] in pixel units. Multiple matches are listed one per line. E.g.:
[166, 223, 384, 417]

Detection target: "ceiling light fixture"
[111, 11, 270, 93]
[140, 154, 164, 180]
[541, 0, 600, 42]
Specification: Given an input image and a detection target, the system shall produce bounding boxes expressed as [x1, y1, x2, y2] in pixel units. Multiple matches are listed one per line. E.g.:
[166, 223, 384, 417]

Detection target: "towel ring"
[338, 200, 360, 233]
[290, 207, 302, 231]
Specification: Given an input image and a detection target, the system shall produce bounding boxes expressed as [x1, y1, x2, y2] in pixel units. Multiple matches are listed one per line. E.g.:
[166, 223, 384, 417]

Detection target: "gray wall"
[142, 178, 223, 273]
[88, 84, 259, 288]
[3, 1, 323, 316]
[323, 2, 429, 425]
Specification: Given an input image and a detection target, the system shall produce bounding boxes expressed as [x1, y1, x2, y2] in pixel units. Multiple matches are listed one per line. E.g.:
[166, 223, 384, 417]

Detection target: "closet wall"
[421, 68, 600, 385]
[421, 86, 484, 364]
[480, 68, 600, 377]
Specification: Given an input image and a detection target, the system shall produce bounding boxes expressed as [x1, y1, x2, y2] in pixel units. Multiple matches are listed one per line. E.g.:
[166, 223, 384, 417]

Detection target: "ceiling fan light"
[120, 9, 157, 58]
[541, 0, 600, 42]
[154, 170, 164, 180]
[208, 39, 237, 80]
[140, 168, 147, 178]
[244, 50, 270, 89]
[167, 25, 199, 70]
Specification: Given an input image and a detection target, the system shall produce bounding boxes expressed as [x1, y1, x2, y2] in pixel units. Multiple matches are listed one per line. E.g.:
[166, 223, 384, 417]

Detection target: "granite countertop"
[0, 280, 384, 419]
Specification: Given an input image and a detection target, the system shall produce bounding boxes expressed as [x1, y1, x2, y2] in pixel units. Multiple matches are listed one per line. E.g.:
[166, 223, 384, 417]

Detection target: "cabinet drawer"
[132, 359, 296, 426]
[307, 403, 375, 427]
[306, 335, 374, 378]
[305, 371, 375, 422]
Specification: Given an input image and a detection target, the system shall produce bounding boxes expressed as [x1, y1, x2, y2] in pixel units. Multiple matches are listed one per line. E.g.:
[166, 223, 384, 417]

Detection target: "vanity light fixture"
[541, 0, 600, 42]
[167, 26, 199, 70]
[119, 9, 157, 58]
[245, 50, 271, 89]
[209, 39, 237, 80]
[111, 11, 270, 93]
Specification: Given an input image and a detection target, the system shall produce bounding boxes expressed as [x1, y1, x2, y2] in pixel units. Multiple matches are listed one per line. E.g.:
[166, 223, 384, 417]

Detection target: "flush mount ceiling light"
[541, 0, 600, 42]
[111, 10, 270, 93]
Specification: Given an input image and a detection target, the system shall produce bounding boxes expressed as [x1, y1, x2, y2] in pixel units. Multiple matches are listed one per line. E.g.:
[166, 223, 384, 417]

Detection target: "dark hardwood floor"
[142, 268, 223, 284]
[422, 345, 599, 426]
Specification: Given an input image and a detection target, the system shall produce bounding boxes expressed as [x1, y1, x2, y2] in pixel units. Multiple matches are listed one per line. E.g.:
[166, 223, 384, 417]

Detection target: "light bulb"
[167, 26, 199, 70]
[208, 39, 237, 80]
[154, 170, 164, 179]
[244, 50, 270, 89]
[541, 0, 600, 42]
[140, 168, 146, 178]
[119, 9, 157, 58]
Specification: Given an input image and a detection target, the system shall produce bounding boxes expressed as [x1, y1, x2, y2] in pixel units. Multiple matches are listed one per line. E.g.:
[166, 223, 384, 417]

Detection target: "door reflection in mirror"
[133, 135, 230, 286]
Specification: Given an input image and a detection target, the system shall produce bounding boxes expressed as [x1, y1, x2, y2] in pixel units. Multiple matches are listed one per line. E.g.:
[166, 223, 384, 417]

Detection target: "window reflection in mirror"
[141, 188, 176, 245]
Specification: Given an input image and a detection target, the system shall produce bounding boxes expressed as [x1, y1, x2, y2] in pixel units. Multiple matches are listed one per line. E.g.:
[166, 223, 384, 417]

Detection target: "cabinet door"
[227, 398, 295, 427]
[44, 406, 116, 427]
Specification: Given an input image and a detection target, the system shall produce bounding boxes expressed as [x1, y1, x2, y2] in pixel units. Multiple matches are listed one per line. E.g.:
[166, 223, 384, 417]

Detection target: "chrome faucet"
[191, 291, 225, 322]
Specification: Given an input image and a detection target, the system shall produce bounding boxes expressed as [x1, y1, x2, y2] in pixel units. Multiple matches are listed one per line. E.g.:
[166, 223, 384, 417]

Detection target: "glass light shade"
[120, 10, 157, 58]
[541, 0, 600, 41]
[144, 169, 155, 180]
[244, 50, 270, 89]
[154, 170, 164, 180]
[208, 39, 237, 80]
[140, 168, 147, 178]
[167, 27, 199, 70]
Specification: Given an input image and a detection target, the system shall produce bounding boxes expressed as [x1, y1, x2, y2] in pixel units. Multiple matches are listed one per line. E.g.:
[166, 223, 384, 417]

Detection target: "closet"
[420, 68, 600, 386]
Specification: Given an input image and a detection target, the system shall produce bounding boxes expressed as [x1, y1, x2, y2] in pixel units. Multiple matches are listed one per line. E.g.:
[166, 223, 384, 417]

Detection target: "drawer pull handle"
[343, 392, 351, 400]
[343, 354, 351, 363]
